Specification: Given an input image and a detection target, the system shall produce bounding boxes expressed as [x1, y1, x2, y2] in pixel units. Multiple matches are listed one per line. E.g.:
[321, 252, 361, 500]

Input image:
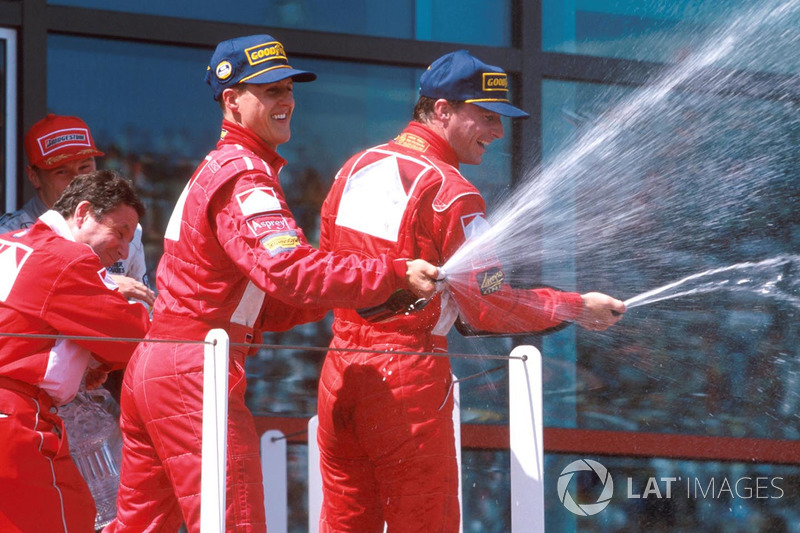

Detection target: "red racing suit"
[0, 214, 150, 533]
[108, 121, 412, 533]
[317, 121, 584, 532]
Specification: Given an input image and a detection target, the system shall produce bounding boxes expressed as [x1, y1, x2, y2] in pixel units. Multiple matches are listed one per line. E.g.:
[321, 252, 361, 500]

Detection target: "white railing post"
[509, 345, 545, 533]
[307, 416, 322, 533]
[261, 430, 288, 533]
[201, 329, 230, 533]
[452, 376, 464, 533]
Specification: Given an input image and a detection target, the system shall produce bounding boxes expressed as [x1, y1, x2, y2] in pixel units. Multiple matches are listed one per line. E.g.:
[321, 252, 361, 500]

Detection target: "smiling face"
[27, 157, 98, 208]
[223, 78, 295, 149]
[72, 201, 138, 268]
[438, 101, 505, 166]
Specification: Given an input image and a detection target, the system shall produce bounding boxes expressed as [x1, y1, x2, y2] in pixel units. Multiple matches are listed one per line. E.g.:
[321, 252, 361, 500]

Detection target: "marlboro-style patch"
[476, 266, 504, 296]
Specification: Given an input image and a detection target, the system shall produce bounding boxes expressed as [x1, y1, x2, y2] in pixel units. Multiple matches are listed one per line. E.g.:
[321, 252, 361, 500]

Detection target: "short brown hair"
[53, 169, 145, 221]
[412, 96, 464, 123]
[219, 83, 246, 111]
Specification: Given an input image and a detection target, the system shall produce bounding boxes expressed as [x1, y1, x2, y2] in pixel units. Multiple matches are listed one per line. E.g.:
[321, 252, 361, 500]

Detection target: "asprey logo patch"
[0, 239, 33, 301]
[245, 41, 287, 66]
[236, 187, 282, 217]
[37, 128, 92, 156]
[260, 231, 300, 257]
[246, 214, 290, 237]
[482, 73, 508, 92]
[476, 266, 504, 296]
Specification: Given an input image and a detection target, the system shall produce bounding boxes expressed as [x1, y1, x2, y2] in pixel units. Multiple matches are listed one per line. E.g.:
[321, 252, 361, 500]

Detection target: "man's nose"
[494, 121, 505, 139]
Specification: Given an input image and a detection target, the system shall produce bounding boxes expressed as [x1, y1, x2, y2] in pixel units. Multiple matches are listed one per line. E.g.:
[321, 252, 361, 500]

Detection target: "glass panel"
[0, 36, 6, 209]
[462, 449, 511, 531]
[47, 35, 220, 281]
[283, 449, 800, 530]
[0, 28, 14, 213]
[538, 76, 799, 439]
[546, 454, 800, 531]
[287, 443, 309, 532]
[49, 0, 510, 46]
[543, 0, 799, 72]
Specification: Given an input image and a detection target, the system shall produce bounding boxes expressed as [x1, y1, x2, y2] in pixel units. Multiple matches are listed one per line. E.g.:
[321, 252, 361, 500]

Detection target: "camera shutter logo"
[557, 459, 614, 516]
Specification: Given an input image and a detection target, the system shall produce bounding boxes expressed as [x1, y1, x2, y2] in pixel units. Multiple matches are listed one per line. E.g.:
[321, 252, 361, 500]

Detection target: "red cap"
[24, 114, 104, 170]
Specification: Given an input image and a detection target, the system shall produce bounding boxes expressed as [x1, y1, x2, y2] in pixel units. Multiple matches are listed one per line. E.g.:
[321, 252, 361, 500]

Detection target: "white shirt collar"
[38, 210, 77, 242]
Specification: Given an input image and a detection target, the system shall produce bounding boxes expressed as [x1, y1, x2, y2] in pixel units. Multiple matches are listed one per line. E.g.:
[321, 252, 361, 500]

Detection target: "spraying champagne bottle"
[357, 268, 447, 323]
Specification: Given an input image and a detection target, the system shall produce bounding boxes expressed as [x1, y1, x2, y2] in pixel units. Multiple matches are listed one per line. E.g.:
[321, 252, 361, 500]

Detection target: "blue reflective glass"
[0, 38, 6, 209]
[47, 35, 219, 280]
[540, 77, 800, 439]
[49, 0, 510, 46]
[543, 0, 796, 70]
[288, 448, 800, 529]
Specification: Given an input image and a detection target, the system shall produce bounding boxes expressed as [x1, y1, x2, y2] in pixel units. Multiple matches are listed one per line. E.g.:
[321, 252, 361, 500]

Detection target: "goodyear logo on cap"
[38, 128, 91, 156]
[482, 73, 508, 92]
[476, 266, 505, 296]
[245, 41, 287, 66]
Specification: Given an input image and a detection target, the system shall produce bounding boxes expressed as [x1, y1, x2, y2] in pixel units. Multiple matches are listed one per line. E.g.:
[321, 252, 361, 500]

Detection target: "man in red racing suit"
[106, 34, 438, 533]
[0, 171, 150, 533]
[317, 50, 626, 532]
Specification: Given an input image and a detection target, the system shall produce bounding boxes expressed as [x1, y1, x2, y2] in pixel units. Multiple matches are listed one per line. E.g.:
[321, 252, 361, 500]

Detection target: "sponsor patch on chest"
[393, 133, 429, 152]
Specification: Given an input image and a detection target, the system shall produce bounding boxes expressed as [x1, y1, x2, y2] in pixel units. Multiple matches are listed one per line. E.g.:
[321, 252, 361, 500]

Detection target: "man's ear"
[26, 166, 42, 190]
[221, 87, 240, 114]
[433, 99, 452, 121]
[73, 200, 93, 228]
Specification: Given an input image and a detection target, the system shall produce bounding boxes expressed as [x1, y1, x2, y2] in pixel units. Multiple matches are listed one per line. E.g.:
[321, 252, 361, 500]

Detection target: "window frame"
[0, 27, 16, 212]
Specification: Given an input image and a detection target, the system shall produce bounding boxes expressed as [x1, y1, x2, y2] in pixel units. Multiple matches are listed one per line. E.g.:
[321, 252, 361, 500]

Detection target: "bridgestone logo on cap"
[37, 128, 91, 156]
[245, 41, 287, 66]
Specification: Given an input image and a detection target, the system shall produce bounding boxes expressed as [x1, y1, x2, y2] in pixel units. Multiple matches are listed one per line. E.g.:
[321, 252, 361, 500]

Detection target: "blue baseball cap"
[419, 50, 529, 119]
[205, 34, 317, 100]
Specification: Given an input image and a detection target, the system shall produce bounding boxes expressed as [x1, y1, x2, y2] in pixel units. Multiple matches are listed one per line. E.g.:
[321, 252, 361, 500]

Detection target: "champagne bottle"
[357, 289, 431, 323]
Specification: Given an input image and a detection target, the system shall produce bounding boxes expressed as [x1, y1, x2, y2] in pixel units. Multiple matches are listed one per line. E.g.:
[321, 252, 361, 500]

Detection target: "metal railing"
[200, 330, 544, 533]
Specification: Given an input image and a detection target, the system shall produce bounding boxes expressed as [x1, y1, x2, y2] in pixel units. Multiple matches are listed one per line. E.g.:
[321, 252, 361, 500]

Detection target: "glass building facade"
[2, 0, 798, 530]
